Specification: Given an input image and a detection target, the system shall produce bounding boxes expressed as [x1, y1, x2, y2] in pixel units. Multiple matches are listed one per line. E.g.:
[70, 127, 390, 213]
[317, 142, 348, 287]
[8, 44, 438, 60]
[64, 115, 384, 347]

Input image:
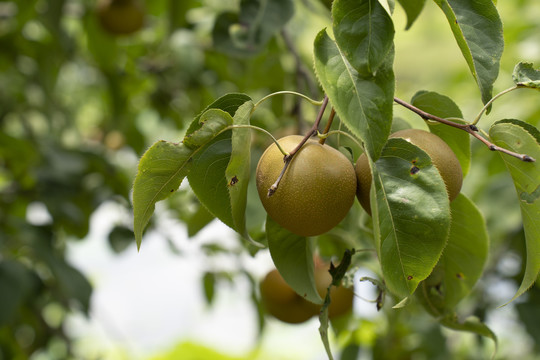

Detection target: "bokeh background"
[1, 0, 540, 359]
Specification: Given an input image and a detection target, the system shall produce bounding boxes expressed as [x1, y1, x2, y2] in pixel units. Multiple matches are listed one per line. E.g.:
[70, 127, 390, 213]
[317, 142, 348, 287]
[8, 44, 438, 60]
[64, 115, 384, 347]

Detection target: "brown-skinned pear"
[355, 129, 463, 215]
[256, 135, 357, 237]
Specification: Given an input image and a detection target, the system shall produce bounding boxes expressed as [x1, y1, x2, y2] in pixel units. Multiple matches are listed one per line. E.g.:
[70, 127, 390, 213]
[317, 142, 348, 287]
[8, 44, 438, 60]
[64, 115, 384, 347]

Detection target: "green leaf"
[134, 100, 244, 249]
[417, 194, 489, 315]
[266, 216, 322, 305]
[202, 272, 216, 305]
[0, 261, 37, 326]
[377, 0, 394, 15]
[440, 315, 497, 355]
[371, 138, 451, 298]
[212, 0, 294, 57]
[489, 119, 540, 303]
[108, 225, 135, 253]
[512, 62, 540, 89]
[188, 132, 235, 229]
[332, 0, 395, 76]
[411, 91, 471, 177]
[226, 101, 254, 238]
[433, 0, 503, 106]
[186, 93, 252, 135]
[183, 109, 233, 149]
[133, 141, 193, 249]
[396, 0, 426, 29]
[313, 29, 395, 161]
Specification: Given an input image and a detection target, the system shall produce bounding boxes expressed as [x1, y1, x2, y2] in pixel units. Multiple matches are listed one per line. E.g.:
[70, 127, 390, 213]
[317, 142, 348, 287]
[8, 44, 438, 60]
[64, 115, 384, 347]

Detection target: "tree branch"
[394, 97, 536, 162]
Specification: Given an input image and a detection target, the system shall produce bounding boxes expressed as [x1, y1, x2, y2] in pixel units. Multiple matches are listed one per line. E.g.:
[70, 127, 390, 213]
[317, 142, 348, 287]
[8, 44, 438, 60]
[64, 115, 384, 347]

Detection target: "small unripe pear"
[313, 259, 354, 319]
[356, 129, 463, 214]
[256, 135, 357, 237]
[260, 269, 318, 324]
[97, 0, 144, 36]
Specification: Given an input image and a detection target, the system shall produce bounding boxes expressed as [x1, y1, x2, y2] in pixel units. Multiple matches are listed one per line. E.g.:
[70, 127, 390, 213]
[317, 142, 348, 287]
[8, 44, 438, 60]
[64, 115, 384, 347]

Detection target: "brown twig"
[393, 97, 536, 162]
[319, 108, 336, 145]
[268, 95, 329, 196]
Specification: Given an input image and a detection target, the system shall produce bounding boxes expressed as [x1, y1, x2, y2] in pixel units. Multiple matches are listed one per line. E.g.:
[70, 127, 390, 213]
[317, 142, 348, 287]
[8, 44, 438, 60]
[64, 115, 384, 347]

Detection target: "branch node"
[469, 124, 479, 132]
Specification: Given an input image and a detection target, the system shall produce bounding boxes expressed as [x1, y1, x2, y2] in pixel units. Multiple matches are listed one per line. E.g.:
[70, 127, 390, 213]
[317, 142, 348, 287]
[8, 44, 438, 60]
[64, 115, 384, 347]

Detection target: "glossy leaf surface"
[371, 138, 451, 298]
[314, 29, 394, 161]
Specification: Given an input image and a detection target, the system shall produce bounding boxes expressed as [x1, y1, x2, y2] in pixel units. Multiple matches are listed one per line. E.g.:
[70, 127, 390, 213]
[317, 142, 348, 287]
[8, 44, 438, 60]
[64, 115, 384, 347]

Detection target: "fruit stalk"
[268, 95, 329, 196]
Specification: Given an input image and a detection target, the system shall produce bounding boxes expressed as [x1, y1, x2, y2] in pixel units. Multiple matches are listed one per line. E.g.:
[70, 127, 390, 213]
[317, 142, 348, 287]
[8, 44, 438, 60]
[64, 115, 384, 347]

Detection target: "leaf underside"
[489, 119, 540, 304]
[266, 216, 322, 305]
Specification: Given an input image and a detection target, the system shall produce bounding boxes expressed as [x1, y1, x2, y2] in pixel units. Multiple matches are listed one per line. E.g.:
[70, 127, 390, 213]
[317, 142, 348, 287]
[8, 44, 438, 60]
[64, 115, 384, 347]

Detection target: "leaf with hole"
[371, 138, 451, 298]
[226, 101, 254, 240]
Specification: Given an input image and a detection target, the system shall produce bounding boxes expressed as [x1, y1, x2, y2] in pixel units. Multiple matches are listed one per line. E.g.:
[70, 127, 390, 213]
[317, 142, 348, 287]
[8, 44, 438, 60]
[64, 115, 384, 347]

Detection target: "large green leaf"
[225, 101, 254, 238]
[313, 29, 394, 161]
[489, 119, 540, 303]
[212, 0, 294, 57]
[332, 0, 395, 76]
[433, 0, 503, 106]
[371, 138, 451, 298]
[512, 62, 540, 90]
[133, 109, 242, 249]
[133, 141, 194, 249]
[417, 194, 488, 315]
[397, 0, 426, 29]
[411, 91, 471, 177]
[133, 94, 252, 249]
[266, 217, 322, 305]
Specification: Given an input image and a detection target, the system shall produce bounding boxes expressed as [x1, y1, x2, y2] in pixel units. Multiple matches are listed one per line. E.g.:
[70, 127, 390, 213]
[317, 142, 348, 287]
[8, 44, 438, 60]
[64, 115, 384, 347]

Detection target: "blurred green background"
[1, 0, 539, 359]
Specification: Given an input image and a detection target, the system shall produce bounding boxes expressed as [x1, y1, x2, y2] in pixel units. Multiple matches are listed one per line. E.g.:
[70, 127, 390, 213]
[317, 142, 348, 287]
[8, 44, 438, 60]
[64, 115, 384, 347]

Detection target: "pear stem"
[393, 97, 536, 162]
[267, 95, 329, 196]
[319, 108, 336, 145]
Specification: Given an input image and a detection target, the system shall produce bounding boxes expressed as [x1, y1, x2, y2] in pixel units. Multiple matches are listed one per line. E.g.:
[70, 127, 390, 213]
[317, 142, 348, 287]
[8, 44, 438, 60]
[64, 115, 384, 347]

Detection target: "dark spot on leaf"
[170, 189, 175, 193]
[411, 159, 417, 164]
[456, 272, 464, 279]
[407, 275, 413, 280]
[410, 166, 420, 175]
[228, 176, 239, 186]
